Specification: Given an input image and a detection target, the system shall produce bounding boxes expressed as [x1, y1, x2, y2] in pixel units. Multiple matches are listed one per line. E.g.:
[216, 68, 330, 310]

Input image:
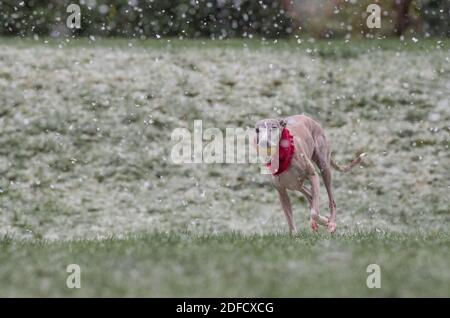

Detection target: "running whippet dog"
[254, 115, 365, 234]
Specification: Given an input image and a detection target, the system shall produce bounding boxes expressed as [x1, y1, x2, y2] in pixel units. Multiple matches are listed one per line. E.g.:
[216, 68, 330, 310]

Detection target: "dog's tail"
[330, 152, 366, 173]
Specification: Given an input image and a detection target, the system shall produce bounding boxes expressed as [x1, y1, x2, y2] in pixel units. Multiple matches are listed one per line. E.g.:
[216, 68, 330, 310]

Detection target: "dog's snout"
[258, 137, 274, 149]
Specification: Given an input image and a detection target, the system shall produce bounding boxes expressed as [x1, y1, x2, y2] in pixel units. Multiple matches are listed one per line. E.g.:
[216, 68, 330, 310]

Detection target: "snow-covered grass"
[0, 38, 448, 296]
[1, 38, 448, 240]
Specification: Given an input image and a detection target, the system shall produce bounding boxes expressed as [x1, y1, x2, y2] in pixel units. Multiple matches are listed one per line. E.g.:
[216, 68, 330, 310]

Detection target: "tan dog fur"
[255, 115, 365, 234]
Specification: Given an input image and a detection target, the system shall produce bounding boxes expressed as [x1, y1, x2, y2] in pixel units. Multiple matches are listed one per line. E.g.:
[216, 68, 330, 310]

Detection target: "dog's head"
[254, 118, 286, 163]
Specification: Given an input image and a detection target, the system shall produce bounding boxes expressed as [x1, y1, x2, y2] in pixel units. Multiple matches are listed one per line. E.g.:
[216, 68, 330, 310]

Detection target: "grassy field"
[1, 231, 449, 297]
[0, 38, 449, 297]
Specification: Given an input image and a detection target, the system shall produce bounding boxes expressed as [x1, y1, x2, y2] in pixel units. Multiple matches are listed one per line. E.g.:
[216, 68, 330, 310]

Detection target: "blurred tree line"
[0, 0, 448, 38]
[283, 0, 449, 38]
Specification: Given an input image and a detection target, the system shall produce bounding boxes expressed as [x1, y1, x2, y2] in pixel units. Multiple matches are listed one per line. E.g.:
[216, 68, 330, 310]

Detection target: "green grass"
[1, 36, 449, 54]
[0, 231, 448, 297]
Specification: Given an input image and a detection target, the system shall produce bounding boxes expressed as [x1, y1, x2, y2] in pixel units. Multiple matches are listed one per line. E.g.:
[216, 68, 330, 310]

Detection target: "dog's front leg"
[276, 188, 298, 235]
[308, 174, 329, 232]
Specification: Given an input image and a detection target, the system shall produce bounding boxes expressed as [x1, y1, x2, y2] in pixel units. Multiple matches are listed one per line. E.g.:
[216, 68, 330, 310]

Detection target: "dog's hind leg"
[308, 174, 329, 232]
[298, 185, 312, 203]
[312, 134, 337, 233]
[320, 165, 337, 233]
[314, 141, 337, 233]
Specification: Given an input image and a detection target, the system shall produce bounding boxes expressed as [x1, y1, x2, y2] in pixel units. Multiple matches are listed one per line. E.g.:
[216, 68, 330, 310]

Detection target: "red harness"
[266, 128, 295, 176]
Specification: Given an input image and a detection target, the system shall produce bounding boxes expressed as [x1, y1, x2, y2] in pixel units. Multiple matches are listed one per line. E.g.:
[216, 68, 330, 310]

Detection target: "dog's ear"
[278, 119, 287, 127]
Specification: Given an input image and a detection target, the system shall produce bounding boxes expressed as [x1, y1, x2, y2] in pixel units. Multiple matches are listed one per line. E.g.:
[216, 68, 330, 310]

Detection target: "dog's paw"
[327, 222, 337, 233]
[310, 220, 319, 233]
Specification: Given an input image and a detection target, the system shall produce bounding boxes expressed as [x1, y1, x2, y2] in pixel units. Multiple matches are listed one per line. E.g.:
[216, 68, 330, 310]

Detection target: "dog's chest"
[271, 165, 306, 190]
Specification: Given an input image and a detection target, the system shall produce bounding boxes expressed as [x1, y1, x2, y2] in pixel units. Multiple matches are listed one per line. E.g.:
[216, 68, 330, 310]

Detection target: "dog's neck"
[266, 128, 295, 176]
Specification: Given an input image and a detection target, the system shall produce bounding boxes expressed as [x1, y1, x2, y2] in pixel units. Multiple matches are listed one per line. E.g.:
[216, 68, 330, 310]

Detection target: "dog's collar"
[266, 127, 295, 176]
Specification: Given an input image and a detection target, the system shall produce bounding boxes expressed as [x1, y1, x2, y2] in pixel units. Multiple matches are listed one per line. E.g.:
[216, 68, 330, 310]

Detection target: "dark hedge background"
[0, 0, 292, 38]
[0, 0, 448, 38]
